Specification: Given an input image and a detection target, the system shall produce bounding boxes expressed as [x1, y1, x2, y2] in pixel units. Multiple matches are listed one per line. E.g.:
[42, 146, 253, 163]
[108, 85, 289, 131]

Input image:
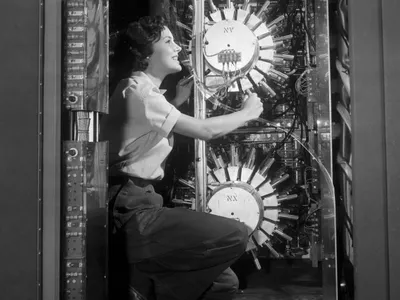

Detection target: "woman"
[102, 16, 263, 300]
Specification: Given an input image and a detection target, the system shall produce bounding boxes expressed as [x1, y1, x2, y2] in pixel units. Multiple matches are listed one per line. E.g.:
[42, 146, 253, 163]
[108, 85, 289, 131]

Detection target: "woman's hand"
[240, 92, 263, 120]
[171, 77, 194, 107]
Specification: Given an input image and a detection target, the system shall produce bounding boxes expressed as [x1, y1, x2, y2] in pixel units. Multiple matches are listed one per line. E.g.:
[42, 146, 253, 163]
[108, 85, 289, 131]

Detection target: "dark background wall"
[0, 1, 42, 299]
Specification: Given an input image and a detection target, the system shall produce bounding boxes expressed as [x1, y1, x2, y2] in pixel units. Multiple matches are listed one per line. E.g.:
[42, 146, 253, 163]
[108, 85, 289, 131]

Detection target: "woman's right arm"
[172, 93, 263, 141]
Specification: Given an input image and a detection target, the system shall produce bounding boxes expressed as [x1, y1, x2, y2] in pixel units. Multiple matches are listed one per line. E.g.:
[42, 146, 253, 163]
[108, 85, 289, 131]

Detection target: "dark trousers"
[109, 178, 249, 300]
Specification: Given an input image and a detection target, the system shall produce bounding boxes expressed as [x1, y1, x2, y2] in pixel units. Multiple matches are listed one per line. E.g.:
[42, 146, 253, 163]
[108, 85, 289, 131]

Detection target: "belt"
[109, 175, 157, 188]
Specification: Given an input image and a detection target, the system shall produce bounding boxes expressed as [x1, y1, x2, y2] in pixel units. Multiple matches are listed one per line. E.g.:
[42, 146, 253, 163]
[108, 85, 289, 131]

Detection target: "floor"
[232, 258, 322, 300]
[109, 256, 324, 300]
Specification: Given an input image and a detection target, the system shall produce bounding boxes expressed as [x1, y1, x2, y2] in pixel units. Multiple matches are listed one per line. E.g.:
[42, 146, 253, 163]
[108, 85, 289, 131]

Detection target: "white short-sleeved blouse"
[100, 71, 181, 180]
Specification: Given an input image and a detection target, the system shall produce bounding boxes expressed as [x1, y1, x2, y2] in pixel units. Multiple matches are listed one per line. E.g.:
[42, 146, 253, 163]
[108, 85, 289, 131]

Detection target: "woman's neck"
[143, 69, 165, 88]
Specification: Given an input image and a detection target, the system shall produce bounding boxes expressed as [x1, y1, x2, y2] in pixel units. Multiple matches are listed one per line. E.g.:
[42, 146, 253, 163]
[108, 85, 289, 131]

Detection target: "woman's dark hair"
[110, 16, 167, 94]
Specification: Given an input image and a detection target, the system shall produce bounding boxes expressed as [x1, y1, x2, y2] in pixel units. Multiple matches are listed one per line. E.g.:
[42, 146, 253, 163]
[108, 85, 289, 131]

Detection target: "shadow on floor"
[232, 257, 322, 300]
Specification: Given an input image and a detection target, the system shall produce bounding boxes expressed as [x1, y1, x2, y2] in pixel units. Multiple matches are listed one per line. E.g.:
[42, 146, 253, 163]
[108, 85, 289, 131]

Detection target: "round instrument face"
[202, 8, 276, 92]
[207, 167, 281, 251]
[207, 181, 263, 235]
[203, 19, 259, 75]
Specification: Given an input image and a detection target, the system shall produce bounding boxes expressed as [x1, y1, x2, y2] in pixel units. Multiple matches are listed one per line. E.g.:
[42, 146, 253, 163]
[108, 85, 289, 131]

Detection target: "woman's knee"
[213, 220, 249, 258]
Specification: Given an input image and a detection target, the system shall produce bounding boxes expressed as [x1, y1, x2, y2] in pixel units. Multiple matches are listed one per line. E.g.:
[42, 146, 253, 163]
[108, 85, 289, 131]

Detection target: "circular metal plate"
[203, 19, 259, 75]
[207, 181, 263, 235]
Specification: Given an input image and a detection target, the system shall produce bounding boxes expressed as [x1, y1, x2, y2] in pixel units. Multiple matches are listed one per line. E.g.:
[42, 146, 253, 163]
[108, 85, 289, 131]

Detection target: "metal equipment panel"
[61, 1, 109, 300]
[0, 0, 43, 299]
[42, 1, 63, 300]
[62, 141, 108, 300]
[349, 0, 390, 299]
[312, 1, 336, 298]
[381, 1, 400, 299]
[160, 1, 336, 298]
[63, 0, 109, 114]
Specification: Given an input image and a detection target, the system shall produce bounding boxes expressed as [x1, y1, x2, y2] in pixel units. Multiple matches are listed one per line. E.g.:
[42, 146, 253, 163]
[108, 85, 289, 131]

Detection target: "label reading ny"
[224, 26, 234, 34]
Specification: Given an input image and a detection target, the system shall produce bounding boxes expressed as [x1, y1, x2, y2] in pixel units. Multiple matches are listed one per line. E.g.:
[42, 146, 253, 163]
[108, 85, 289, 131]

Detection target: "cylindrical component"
[254, 65, 268, 78]
[207, 165, 220, 183]
[260, 57, 283, 66]
[194, 0, 207, 212]
[259, 81, 277, 97]
[250, 249, 262, 270]
[178, 178, 196, 189]
[243, 11, 252, 25]
[230, 144, 239, 166]
[93, 112, 99, 142]
[266, 15, 285, 28]
[263, 242, 281, 258]
[271, 173, 290, 188]
[242, 0, 251, 11]
[207, 0, 218, 13]
[76, 111, 91, 141]
[220, 147, 231, 167]
[251, 19, 264, 32]
[259, 157, 275, 177]
[261, 191, 278, 200]
[256, 1, 271, 19]
[272, 41, 284, 49]
[209, 147, 221, 169]
[274, 229, 293, 241]
[272, 57, 285, 66]
[246, 73, 259, 91]
[267, 24, 278, 35]
[277, 193, 298, 202]
[257, 32, 272, 40]
[278, 213, 299, 220]
[274, 53, 295, 61]
[244, 147, 256, 169]
[273, 34, 293, 43]
[217, 155, 226, 168]
[171, 198, 193, 206]
[260, 43, 278, 51]
[179, 74, 194, 86]
[269, 68, 289, 81]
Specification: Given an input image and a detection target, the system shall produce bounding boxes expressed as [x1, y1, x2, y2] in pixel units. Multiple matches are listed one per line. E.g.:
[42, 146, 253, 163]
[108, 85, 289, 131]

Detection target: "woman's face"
[147, 26, 182, 76]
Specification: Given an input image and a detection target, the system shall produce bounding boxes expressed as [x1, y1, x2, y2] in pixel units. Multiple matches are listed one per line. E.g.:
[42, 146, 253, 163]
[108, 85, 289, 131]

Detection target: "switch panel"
[63, 0, 109, 113]
[62, 141, 108, 300]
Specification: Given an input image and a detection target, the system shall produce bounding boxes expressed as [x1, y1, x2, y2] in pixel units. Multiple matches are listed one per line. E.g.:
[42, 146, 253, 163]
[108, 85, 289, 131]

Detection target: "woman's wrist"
[236, 108, 253, 124]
